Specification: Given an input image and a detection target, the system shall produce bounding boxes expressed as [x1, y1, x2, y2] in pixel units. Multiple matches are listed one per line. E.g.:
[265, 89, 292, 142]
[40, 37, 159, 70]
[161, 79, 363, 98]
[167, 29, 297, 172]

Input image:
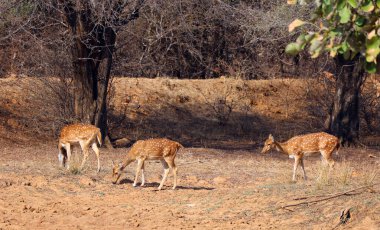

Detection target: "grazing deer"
[112, 138, 183, 190]
[58, 124, 102, 172]
[261, 132, 339, 181]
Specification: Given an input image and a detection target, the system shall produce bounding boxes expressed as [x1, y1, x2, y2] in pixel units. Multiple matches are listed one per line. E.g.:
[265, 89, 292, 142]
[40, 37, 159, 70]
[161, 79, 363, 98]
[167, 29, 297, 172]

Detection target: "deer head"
[261, 134, 275, 154]
[112, 160, 123, 184]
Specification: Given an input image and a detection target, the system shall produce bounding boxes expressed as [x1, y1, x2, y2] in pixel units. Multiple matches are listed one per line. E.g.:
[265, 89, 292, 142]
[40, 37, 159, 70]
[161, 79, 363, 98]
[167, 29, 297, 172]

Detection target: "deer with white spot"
[112, 138, 183, 190]
[261, 132, 339, 181]
[58, 124, 102, 172]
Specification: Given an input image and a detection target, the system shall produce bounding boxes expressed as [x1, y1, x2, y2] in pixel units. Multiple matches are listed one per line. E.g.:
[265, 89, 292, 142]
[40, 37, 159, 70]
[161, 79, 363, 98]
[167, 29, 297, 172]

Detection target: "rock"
[114, 138, 133, 147]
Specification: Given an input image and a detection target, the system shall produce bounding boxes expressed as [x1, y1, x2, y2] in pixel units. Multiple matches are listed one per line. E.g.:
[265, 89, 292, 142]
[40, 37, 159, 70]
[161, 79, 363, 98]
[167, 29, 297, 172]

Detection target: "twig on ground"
[281, 183, 380, 209]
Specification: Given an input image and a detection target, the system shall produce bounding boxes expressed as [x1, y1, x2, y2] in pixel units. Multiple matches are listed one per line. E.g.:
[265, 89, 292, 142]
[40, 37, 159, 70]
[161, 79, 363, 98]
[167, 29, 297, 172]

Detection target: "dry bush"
[198, 78, 252, 126]
[23, 77, 76, 139]
[113, 0, 326, 79]
[1, 0, 331, 80]
[299, 76, 335, 130]
[360, 82, 380, 136]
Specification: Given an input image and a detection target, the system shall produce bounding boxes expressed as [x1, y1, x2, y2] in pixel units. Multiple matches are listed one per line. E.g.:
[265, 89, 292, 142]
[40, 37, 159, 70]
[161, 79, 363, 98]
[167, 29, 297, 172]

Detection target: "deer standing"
[58, 123, 102, 172]
[112, 138, 183, 190]
[261, 132, 339, 181]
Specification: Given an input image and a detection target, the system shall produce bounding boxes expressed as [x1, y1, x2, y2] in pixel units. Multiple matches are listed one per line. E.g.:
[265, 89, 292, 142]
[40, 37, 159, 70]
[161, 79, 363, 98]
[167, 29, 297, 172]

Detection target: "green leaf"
[337, 0, 346, 10]
[366, 36, 380, 62]
[361, 0, 375, 12]
[329, 29, 343, 38]
[309, 38, 323, 53]
[365, 62, 377, 73]
[289, 19, 306, 32]
[347, 0, 358, 8]
[323, 0, 331, 5]
[322, 2, 333, 17]
[305, 33, 315, 43]
[285, 43, 301, 56]
[377, 0, 380, 8]
[355, 17, 365, 27]
[296, 34, 306, 44]
[341, 41, 349, 52]
[338, 6, 351, 24]
[296, 34, 309, 49]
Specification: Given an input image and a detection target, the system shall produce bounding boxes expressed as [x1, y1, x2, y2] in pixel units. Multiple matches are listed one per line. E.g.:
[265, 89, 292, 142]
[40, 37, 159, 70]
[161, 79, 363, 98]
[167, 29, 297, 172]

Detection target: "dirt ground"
[0, 141, 379, 229]
[0, 76, 379, 229]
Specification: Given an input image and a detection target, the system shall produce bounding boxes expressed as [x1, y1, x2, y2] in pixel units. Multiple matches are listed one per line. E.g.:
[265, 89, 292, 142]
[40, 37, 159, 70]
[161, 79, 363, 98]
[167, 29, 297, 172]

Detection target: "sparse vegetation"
[0, 0, 379, 229]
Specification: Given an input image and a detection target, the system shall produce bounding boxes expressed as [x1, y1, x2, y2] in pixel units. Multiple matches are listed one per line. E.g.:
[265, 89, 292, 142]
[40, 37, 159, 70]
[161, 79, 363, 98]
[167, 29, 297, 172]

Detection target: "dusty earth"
[0, 141, 379, 229]
[0, 76, 379, 229]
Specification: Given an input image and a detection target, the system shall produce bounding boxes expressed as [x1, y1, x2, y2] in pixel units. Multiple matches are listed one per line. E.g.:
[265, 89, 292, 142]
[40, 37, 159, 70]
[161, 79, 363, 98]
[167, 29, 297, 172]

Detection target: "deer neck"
[120, 157, 135, 170]
[273, 141, 291, 156]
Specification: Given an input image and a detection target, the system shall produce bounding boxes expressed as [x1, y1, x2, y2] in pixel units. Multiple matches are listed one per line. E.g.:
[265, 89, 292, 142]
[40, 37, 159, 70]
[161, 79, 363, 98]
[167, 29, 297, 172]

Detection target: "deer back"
[59, 124, 100, 143]
[128, 138, 182, 159]
[283, 132, 338, 153]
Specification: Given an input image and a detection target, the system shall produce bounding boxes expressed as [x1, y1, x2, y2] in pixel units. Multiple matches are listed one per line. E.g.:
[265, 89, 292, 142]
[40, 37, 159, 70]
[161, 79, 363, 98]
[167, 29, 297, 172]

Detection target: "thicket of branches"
[0, 0, 330, 79]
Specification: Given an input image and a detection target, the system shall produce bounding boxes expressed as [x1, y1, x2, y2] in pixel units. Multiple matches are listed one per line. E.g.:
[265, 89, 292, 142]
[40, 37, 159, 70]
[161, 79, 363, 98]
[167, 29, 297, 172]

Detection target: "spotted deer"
[261, 132, 339, 181]
[112, 138, 184, 190]
[58, 124, 102, 172]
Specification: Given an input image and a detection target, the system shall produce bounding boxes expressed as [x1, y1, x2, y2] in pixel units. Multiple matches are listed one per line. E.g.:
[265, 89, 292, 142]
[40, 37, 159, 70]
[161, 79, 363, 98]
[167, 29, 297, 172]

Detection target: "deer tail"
[97, 129, 102, 147]
[334, 138, 341, 156]
[177, 143, 184, 150]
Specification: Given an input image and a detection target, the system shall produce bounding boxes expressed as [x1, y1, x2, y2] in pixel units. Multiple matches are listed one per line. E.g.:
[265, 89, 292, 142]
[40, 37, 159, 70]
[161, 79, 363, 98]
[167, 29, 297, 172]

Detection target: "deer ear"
[269, 134, 274, 140]
[111, 160, 115, 166]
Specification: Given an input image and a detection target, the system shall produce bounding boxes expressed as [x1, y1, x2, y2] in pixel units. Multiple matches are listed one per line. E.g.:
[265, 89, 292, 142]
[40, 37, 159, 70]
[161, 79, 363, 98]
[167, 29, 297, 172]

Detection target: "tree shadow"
[108, 95, 324, 150]
[109, 103, 280, 150]
[118, 178, 133, 184]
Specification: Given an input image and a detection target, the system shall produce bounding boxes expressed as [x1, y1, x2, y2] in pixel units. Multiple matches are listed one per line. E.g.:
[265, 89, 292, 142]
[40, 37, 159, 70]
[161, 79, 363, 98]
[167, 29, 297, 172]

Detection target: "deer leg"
[66, 144, 72, 170]
[91, 142, 101, 173]
[158, 159, 170, 190]
[79, 141, 89, 171]
[326, 155, 335, 176]
[321, 151, 334, 168]
[328, 159, 335, 168]
[58, 144, 66, 167]
[140, 162, 146, 187]
[166, 157, 177, 190]
[300, 158, 307, 180]
[292, 156, 301, 181]
[133, 159, 144, 187]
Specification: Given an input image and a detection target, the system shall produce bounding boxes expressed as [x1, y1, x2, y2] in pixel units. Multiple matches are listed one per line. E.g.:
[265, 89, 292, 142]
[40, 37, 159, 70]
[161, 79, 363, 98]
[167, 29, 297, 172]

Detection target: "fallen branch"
[281, 183, 380, 209]
[293, 194, 327, 200]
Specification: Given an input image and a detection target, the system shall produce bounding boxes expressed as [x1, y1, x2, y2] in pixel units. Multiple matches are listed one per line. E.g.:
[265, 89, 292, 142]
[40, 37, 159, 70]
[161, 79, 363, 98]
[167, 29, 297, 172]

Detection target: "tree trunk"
[327, 55, 366, 145]
[64, 3, 115, 145]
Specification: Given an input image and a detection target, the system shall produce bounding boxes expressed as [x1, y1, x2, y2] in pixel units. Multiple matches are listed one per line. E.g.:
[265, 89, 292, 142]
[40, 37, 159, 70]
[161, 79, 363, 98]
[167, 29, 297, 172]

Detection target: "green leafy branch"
[286, 0, 380, 73]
